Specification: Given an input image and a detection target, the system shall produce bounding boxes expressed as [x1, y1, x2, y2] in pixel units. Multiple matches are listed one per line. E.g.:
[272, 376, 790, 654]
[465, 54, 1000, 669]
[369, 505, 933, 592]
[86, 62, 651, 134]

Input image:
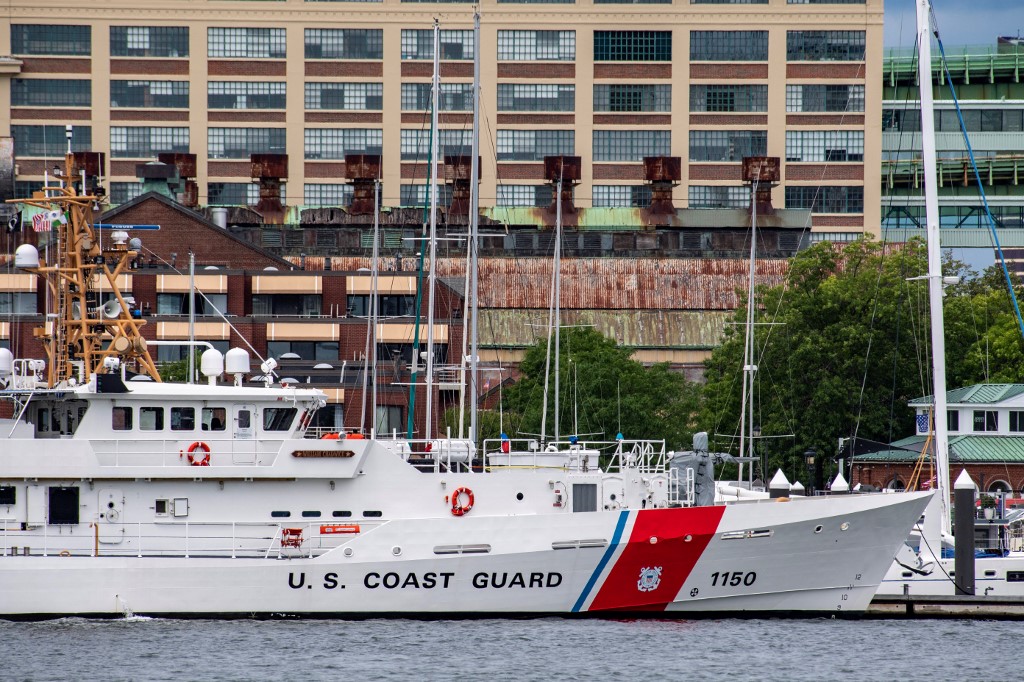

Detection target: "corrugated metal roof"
[910, 384, 1024, 406]
[854, 434, 1024, 463]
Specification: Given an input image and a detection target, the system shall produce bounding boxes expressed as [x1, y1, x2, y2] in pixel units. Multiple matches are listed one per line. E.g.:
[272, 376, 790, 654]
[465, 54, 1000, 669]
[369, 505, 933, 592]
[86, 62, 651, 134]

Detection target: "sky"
[884, 0, 1024, 48]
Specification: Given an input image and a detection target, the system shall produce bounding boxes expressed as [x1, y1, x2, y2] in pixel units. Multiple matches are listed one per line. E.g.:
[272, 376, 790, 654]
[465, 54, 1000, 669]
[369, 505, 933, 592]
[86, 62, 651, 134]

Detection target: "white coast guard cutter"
[0, 156, 930, 618]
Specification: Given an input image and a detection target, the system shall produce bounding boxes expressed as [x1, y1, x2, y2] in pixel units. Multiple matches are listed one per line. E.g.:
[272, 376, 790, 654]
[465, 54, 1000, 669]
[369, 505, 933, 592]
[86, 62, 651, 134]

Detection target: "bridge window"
[171, 407, 195, 431]
[112, 406, 133, 431]
[140, 406, 164, 431]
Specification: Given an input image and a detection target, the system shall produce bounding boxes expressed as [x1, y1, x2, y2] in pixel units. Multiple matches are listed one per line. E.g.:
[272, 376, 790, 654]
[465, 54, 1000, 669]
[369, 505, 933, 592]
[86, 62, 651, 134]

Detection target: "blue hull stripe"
[571, 510, 629, 613]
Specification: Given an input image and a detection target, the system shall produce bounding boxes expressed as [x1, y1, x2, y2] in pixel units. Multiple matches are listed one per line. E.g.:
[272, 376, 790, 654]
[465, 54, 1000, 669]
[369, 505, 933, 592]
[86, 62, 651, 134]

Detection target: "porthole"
[271, 511, 290, 518]
[392, 546, 402, 556]
[814, 525, 823, 533]
[840, 522, 850, 531]
[333, 510, 352, 518]
[684, 534, 693, 543]
[363, 510, 383, 518]
[302, 511, 321, 518]
[343, 547, 354, 557]
[516, 492, 524, 501]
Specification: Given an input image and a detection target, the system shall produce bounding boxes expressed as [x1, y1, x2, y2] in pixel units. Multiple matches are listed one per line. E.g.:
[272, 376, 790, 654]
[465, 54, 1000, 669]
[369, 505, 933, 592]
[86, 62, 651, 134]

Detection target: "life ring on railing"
[451, 487, 474, 516]
[187, 441, 211, 466]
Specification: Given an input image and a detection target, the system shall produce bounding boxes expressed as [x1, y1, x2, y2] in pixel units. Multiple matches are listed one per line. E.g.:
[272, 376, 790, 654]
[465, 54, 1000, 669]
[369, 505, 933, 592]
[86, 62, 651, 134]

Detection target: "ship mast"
[7, 147, 160, 387]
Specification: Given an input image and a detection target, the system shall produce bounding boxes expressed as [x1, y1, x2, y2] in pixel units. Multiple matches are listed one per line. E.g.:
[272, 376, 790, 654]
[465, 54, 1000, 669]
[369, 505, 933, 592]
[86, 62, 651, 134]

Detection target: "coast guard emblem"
[637, 566, 663, 592]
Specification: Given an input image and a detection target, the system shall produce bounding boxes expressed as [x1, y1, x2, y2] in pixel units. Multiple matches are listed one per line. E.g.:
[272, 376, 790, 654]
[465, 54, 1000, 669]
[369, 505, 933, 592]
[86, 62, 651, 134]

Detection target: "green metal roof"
[854, 434, 1024, 463]
[909, 384, 1024, 406]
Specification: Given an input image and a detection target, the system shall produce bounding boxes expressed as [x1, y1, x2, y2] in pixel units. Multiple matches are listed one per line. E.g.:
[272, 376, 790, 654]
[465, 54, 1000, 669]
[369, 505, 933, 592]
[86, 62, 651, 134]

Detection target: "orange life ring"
[187, 441, 211, 466]
[451, 487, 474, 516]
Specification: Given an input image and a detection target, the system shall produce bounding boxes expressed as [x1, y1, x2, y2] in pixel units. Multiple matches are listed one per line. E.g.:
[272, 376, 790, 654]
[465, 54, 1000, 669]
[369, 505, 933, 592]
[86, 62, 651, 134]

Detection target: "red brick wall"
[498, 114, 576, 126]
[690, 114, 766, 126]
[787, 114, 865, 126]
[305, 112, 383, 124]
[322, 273, 347, 318]
[208, 162, 252, 178]
[306, 162, 347, 179]
[852, 462, 1024, 493]
[497, 63, 575, 79]
[110, 60, 189, 75]
[689, 164, 743, 181]
[402, 62, 473, 78]
[21, 58, 90, 73]
[593, 114, 670, 126]
[813, 215, 865, 228]
[593, 164, 645, 181]
[595, 63, 670, 79]
[496, 164, 545, 181]
[132, 273, 157, 316]
[786, 165, 865, 181]
[111, 111, 189, 122]
[690, 64, 768, 79]
[12, 109, 91, 121]
[787, 64, 865, 79]
[208, 61, 286, 77]
[209, 112, 286, 123]
[228, 274, 248, 317]
[305, 61, 383, 78]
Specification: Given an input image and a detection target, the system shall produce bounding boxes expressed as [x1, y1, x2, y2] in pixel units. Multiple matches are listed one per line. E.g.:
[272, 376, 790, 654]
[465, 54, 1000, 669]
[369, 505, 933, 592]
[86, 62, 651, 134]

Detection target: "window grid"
[593, 130, 671, 162]
[110, 127, 190, 158]
[688, 185, 749, 208]
[594, 31, 671, 61]
[786, 31, 866, 61]
[497, 31, 576, 61]
[305, 128, 383, 160]
[305, 184, 354, 206]
[784, 186, 864, 213]
[305, 29, 383, 59]
[883, 108, 1024, 134]
[109, 182, 143, 205]
[402, 83, 474, 111]
[785, 130, 864, 162]
[786, 84, 865, 113]
[690, 85, 767, 113]
[306, 83, 383, 110]
[208, 183, 265, 205]
[111, 80, 189, 108]
[11, 25, 91, 56]
[592, 185, 652, 207]
[497, 185, 553, 207]
[110, 26, 189, 57]
[498, 84, 575, 112]
[12, 125, 93, 157]
[593, 84, 670, 113]
[208, 82, 286, 110]
[402, 30, 474, 60]
[400, 184, 454, 206]
[209, 128, 287, 159]
[689, 130, 767, 162]
[12, 79, 91, 107]
[400, 129, 473, 160]
[496, 130, 575, 161]
[208, 28, 286, 59]
[690, 31, 768, 61]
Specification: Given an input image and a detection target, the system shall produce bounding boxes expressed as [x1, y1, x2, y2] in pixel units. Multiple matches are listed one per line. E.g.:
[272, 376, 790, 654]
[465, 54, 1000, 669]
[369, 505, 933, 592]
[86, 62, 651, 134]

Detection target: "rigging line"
[933, 22, 1024, 343]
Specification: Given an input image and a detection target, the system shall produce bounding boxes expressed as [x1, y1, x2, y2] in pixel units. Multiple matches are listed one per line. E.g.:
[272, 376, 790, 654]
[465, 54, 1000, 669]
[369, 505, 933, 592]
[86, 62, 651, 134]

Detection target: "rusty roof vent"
[643, 156, 681, 214]
[544, 156, 581, 215]
[158, 153, 198, 208]
[70, 151, 107, 199]
[251, 153, 288, 224]
[444, 155, 480, 216]
[741, 156, 780, 216]
[345, 154, 382, 215]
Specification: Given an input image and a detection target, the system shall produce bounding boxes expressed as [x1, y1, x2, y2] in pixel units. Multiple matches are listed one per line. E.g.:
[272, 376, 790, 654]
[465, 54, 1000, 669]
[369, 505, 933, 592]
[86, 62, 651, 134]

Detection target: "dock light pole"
[804, 448, 817, 496]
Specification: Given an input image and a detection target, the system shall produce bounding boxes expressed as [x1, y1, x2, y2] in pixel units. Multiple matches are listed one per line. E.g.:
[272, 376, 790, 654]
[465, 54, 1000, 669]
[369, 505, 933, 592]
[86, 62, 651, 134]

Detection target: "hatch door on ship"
[97, 488, 125, 544]
[232, 404, 257, 464]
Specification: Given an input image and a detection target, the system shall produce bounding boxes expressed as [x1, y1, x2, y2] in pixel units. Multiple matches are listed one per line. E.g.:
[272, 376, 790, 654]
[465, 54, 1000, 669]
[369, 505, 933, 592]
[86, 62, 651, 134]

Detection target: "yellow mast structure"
[6, 151, 160, 387]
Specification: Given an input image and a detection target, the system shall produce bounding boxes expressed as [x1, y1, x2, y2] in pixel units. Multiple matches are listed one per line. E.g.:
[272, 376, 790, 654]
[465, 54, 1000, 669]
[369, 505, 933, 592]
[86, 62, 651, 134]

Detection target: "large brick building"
[1, 0, 882, 238]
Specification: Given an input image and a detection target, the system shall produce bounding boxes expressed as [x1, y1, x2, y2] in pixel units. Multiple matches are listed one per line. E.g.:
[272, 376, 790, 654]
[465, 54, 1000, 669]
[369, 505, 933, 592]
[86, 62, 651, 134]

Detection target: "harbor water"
[3, 616, 1013, 681]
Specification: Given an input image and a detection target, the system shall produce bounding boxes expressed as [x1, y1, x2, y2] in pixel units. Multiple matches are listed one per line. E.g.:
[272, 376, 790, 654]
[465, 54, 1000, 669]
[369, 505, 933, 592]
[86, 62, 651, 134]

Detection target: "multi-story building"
[1, 0, 882, 238]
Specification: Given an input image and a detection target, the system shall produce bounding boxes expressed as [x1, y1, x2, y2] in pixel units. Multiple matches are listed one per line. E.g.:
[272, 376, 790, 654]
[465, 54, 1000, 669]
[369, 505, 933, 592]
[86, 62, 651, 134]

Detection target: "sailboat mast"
[468, 10, 481, 446]
[424, 19, 441, 442]
[917, 0, 952, 535]
[738, 179, 758, 484]
[553, 175, 563, 443]
[370, 178, 381, 436]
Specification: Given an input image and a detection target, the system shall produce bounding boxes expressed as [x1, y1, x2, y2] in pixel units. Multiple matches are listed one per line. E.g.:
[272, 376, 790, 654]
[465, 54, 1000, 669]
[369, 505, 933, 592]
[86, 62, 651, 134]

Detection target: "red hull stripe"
[586, 506, 725, 612]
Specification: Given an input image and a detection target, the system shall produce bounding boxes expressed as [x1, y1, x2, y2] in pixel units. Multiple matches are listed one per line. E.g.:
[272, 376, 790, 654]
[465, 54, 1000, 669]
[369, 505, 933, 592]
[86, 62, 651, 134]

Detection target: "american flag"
[31, 213, 51, 233]
[916, 413, 930, 433]
[921, 476, 935, 490]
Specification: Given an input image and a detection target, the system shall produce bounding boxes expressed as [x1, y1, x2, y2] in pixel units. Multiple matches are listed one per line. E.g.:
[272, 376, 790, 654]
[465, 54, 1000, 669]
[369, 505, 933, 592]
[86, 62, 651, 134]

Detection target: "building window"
[111, 81, 189, 108]
[11, 24, 90, 56]
[171, 407, 196, 431]
[400, 184, 453, 206]
[305, 184, 354, 206]
[402, 30, 474, 60]
[1010, 411, 1024, 432]
[973, 410, 998, 432]
[0, 293, 37, 315]
[593, 130, 670, 162]
[689, 185, 749, 208]
[110, 127, 189, 158]
[157, 341, 229, 364]
[594, 31, 671, 61]
[497, 31, 575, 61]
[12, 125, 92, 157]
[304, 29, 383, 59]
[376, 405, 403, 434]
[254, 295, 322, 317]
[786, 31, 865, 61]
[110, 26, 189, 57]
[690, 85, 767, 113]
[496, 185, 553, 207]
[400, 129, 473, 160]
[305, 83, 383, 110]
[266, 341, 337, 362]
[948, 410, 960, 432]
[496, 130, 575, 161]
[112, 407, 133, 431]
[347, 295, 417, 317]
[209, 128, 286, 159]
[208, 82, 286, 110]
[785, 186, 864, 213]
[592, 185, 651, 207]
[12, 79, 91, 107]
[140, 407, 165, 431]
[156, 293, 228, 316]
[498, 84, 574, 112]
[689, 130, 767, 162]
[109, 182, 143, 205]
[786, 84, 865, 113]
[690, 31, 768, 61]
[208, 28, 286, 59]
[305, 128, 383, 160]
[402, 83, 474, 112]
[785, 130, 864, 162]
[594, 84, 670, 113]
[207, 183, 267, 205]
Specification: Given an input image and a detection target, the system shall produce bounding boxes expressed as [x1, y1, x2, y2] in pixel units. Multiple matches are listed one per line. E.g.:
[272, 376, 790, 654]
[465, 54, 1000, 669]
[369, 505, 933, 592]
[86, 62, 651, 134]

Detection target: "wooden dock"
[870, 594, 1024, 618]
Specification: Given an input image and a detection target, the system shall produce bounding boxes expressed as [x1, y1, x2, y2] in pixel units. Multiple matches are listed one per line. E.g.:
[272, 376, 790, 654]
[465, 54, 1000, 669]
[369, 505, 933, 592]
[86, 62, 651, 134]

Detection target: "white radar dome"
[0, 348, 13, 377]
[200, 348, 225, 377]
[15, 244, 40, 268]
[225, 348, 251, 375]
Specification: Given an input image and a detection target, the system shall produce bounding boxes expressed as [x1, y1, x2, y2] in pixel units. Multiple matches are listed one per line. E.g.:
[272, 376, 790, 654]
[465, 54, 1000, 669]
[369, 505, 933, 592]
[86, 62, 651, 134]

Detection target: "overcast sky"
[884, 0, 1024, 48]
